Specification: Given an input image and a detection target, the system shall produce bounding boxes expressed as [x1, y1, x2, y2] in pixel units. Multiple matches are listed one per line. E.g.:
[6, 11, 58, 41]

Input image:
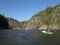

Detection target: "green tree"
[0, 14, 9, 29]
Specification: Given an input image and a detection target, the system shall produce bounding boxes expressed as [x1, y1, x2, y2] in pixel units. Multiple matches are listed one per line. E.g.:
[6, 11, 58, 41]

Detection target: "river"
[0, 29, 60, 45]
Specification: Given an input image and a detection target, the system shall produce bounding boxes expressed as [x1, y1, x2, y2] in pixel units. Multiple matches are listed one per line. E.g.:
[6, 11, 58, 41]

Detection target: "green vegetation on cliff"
[21, 4, 60, 30]
[2, 4, 60, 30]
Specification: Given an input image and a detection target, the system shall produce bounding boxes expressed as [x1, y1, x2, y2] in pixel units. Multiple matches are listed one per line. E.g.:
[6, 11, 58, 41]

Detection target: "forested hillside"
[0, 14, 9, 29]
[22, 4, 60, 30]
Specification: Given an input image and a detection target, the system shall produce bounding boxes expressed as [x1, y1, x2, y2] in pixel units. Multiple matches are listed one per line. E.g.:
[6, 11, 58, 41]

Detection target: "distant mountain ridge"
[7, 18, 20, 28]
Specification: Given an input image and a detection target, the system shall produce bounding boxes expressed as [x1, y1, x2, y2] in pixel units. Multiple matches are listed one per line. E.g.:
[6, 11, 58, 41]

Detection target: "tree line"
[0, 14, 10, 29]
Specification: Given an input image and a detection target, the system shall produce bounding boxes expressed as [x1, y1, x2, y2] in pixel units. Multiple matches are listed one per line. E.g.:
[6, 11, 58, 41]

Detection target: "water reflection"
[0, 29, 60, 45]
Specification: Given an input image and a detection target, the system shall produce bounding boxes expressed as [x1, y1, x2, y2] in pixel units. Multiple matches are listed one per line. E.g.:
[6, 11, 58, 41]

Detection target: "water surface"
[0, 29, 60, 45]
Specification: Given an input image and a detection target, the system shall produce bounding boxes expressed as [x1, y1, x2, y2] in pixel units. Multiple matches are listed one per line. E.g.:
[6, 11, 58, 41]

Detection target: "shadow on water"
[0, 29, 60, 45]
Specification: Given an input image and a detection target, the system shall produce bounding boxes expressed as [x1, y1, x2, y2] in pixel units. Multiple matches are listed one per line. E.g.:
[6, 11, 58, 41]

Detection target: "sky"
[0, 0, 60, 22]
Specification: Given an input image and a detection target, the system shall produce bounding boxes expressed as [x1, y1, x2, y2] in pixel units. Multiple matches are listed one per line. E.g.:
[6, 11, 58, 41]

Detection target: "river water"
[0, 29, 60, 45]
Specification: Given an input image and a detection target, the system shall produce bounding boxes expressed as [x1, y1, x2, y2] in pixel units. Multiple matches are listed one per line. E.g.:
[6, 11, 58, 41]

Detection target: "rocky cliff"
[7, 18, 20, 28]
[22, 4, 60, 30]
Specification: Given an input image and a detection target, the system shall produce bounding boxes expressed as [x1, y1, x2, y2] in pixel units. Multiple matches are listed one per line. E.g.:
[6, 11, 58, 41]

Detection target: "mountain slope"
[23, 4, 60, 30]
[7, 18, 20, 28]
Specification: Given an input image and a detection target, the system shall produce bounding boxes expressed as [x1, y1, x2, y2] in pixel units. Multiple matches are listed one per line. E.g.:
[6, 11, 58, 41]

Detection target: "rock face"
[7, 18, 20, 28]
[22, 4, 60, 30]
